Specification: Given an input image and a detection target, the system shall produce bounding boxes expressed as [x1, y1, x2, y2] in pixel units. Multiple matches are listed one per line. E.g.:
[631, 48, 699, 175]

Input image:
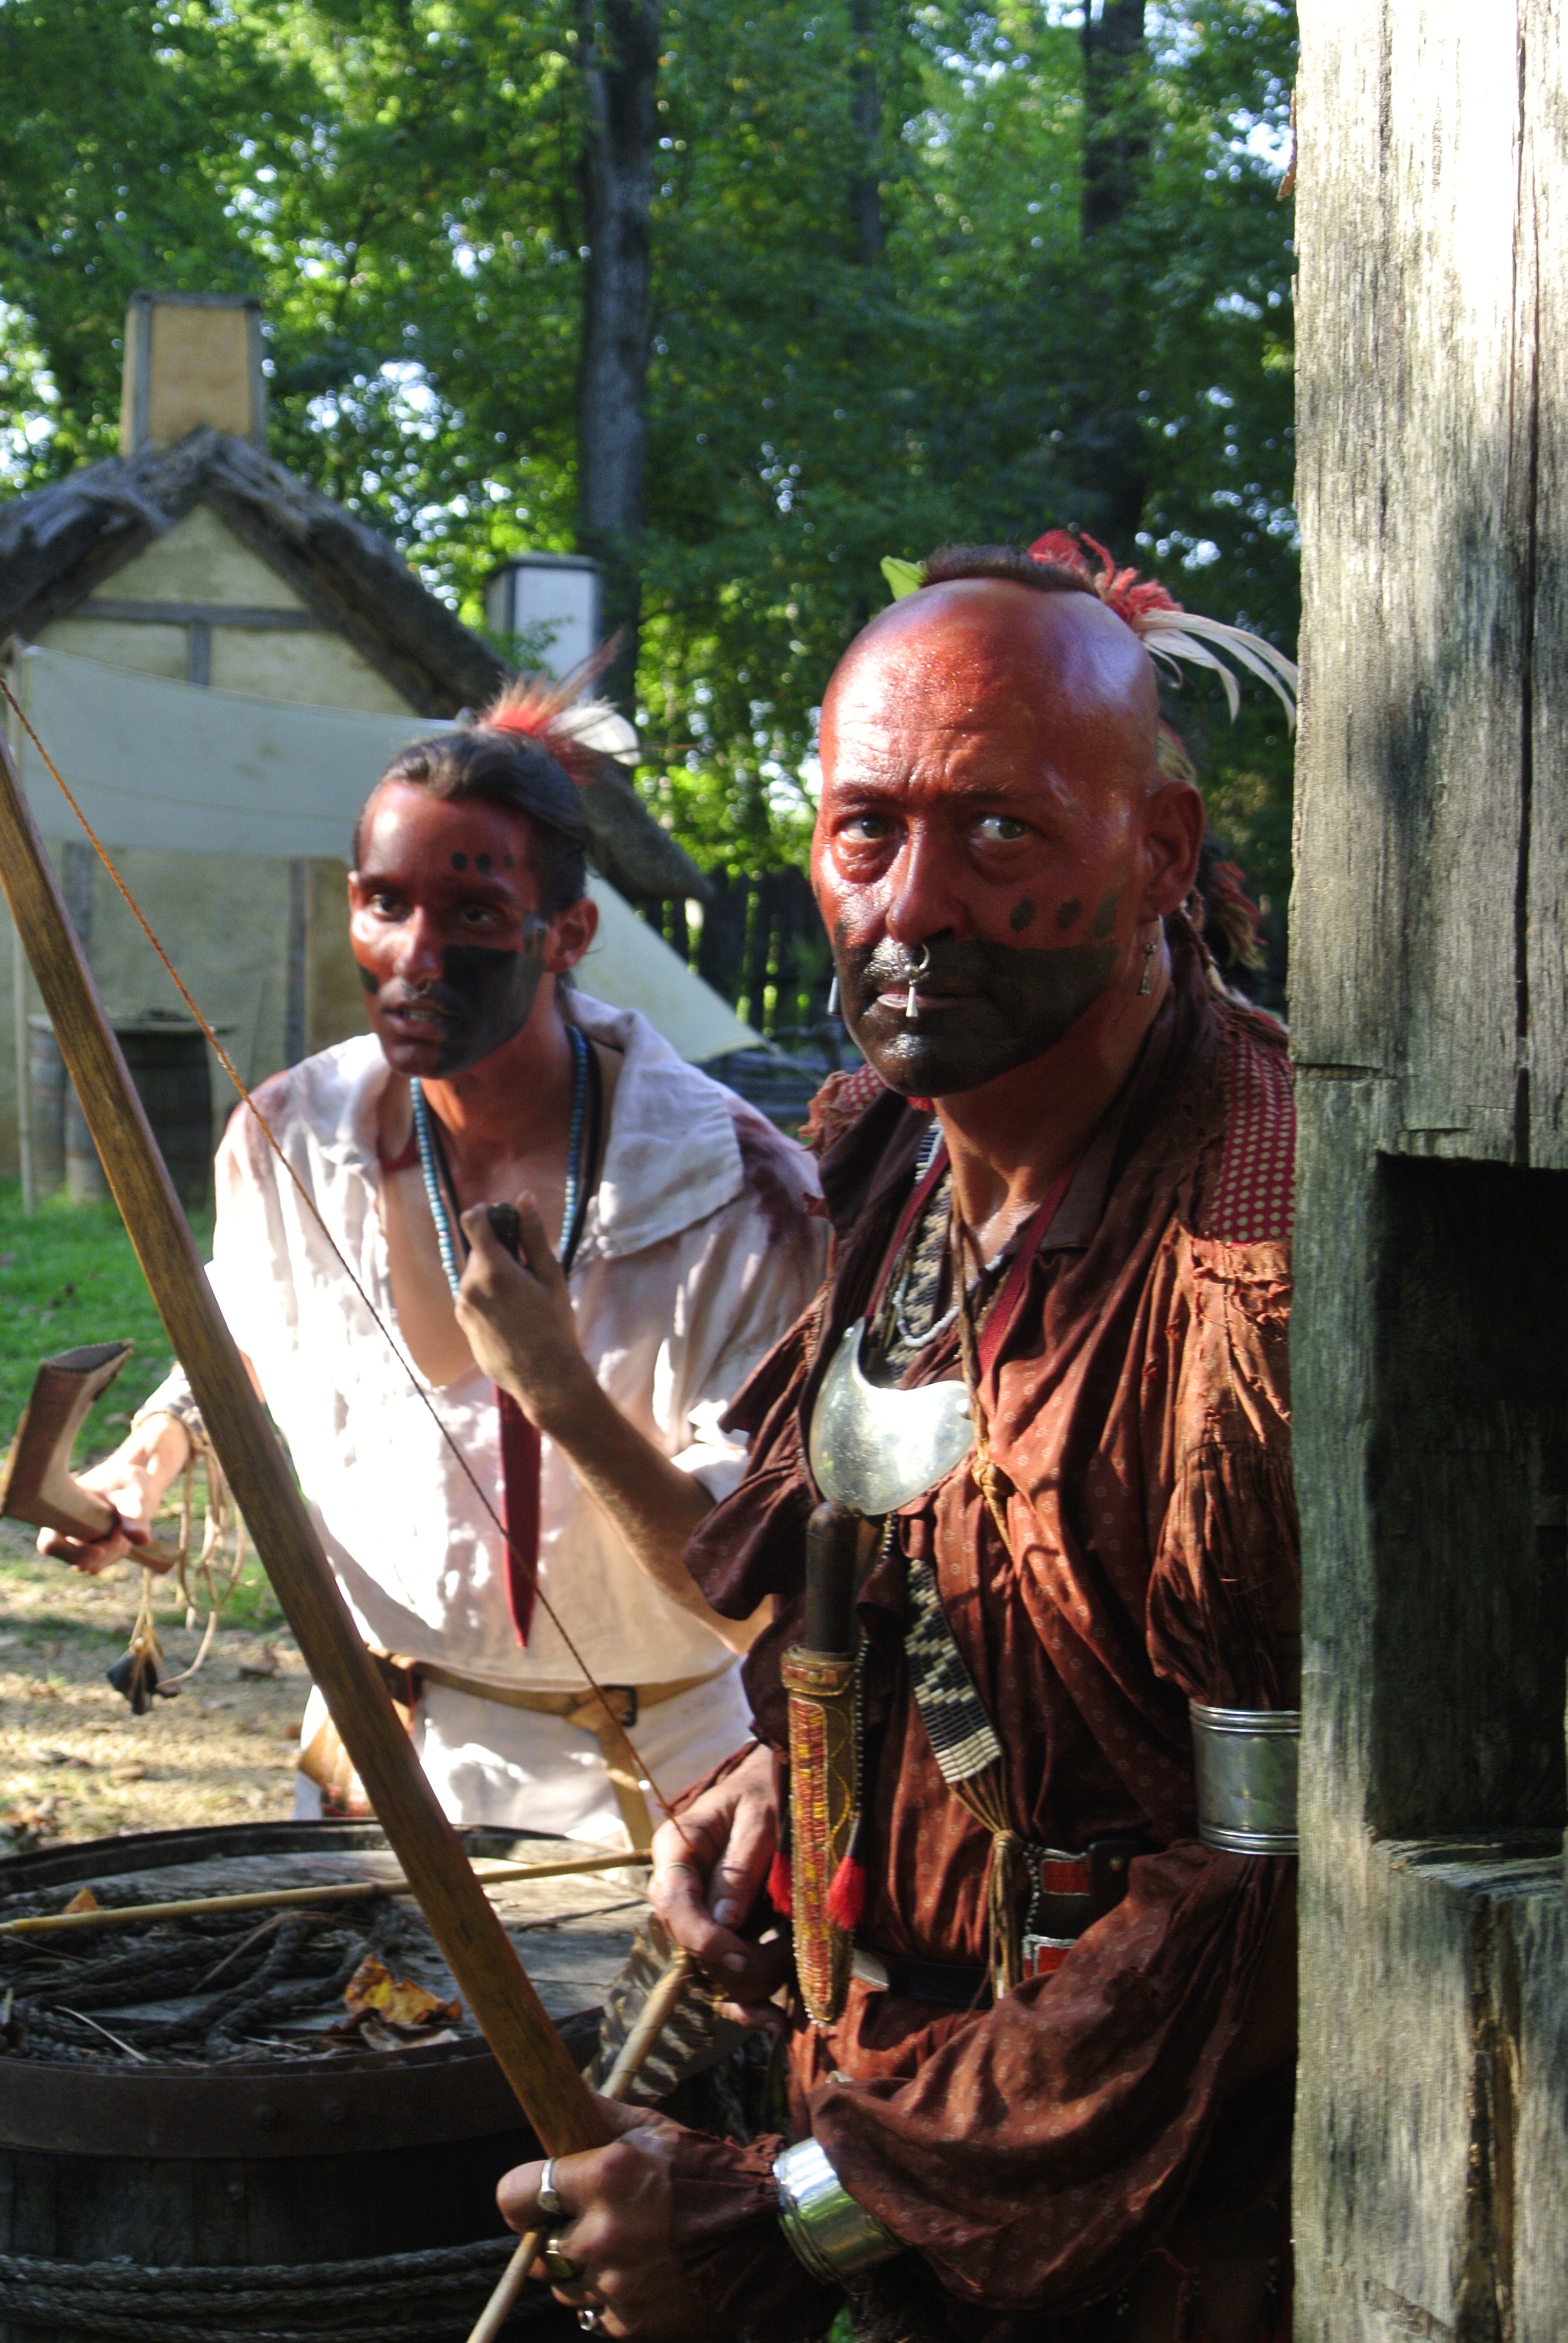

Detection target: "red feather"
[767, 1850, 793, 1916]
[1027, 526, 1181, 627]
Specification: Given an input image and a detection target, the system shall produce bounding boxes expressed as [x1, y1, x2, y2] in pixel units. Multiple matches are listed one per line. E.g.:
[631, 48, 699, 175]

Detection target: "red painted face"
[349, 784, 556, 1079]
[812, 580, 1196, 1097]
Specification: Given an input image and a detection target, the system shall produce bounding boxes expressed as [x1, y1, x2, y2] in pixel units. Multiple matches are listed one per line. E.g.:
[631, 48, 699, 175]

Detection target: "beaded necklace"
[411, 1022, 591, 1299]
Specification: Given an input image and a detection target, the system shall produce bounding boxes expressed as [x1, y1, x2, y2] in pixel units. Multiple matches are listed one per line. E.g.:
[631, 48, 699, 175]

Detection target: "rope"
[0, 674, 684, 1842]
[0, 2236, 553, 2338]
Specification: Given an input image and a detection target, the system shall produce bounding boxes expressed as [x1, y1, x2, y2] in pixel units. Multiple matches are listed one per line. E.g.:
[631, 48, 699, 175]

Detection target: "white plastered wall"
[2, 504, 395, 1172]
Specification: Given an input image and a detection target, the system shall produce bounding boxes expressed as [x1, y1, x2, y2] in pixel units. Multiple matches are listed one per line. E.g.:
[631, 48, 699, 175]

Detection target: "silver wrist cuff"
[773, 2137, 901, 2287]
[1190, 1701, 1300, 1854]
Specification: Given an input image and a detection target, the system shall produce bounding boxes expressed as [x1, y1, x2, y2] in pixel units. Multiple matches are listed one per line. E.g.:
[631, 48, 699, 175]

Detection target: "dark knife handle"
[803, 1500, 860, 1655]
[486, 1203, 522, 1262]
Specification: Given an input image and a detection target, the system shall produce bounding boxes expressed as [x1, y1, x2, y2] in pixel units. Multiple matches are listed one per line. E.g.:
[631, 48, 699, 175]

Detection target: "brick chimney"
[118, 292, 265, 456]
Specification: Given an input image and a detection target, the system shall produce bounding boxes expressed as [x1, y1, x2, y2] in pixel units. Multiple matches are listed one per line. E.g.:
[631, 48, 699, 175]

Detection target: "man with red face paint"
[45, 688, 827, 1847]
[489, 541, 1301, 2342]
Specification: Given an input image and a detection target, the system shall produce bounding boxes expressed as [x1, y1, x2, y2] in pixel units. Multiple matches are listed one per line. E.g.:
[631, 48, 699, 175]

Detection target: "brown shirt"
[679, 932, 1298, 2334]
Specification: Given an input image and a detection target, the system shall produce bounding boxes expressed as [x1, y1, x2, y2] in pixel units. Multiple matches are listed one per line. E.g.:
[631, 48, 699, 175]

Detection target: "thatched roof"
[0, 428, 705, 903]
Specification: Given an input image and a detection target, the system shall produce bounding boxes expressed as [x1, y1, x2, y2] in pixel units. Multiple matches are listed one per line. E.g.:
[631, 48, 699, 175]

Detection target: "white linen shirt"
[203, 993, 826, 1692]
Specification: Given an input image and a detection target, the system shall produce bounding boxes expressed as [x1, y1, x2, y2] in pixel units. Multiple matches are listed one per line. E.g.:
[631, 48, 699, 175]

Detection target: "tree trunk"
[1069, 0, 1150, 546]
[576, 0, 659, 713]
[849, 0, 886, 268]
[1080, 0, 1149, 239]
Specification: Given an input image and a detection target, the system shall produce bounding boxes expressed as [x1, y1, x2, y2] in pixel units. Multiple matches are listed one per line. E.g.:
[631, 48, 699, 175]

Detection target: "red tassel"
[767, 1851, 793, 1916]
[826, 1854, 866, 1932]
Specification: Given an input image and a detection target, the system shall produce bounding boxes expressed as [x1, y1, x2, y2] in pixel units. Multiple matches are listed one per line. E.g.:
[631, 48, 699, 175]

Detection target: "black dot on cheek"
[475, 852, 492, 874]
[504, 853, 515, 869]
[1009, 898, 1038, 933]
[450, 852, 468, 871]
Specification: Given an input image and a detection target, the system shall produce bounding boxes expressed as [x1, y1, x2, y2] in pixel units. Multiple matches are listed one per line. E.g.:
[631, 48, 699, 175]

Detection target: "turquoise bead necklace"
[411, 1022, 591, 1298]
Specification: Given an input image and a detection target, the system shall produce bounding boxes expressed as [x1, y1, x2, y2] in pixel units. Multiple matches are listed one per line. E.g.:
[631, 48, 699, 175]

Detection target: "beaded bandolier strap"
[799, 1130, 1096, 2002]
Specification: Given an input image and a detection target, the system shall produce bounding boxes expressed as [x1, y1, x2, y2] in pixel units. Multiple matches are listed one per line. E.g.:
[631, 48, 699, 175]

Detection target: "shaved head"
[822, 577, 1162, 800]
[812, 576, 1199, 1098]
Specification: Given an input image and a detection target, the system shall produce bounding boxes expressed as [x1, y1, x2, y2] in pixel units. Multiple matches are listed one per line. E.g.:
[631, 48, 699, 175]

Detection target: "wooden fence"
[644, 868, 834, 1042]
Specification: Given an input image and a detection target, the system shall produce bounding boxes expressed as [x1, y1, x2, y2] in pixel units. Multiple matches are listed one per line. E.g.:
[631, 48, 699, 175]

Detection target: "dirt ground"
[0, 1520, 309, 1855]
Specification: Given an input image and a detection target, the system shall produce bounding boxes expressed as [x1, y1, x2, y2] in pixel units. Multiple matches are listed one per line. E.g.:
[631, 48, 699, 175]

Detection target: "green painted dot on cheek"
[1091, 886, 1120, 940]
[1056, 898, 1083, 932]
[1009, 899, 1037, 934]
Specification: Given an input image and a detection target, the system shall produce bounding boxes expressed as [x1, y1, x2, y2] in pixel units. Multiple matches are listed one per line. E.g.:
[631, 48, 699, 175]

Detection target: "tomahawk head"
[1, 1341, 136, 1542]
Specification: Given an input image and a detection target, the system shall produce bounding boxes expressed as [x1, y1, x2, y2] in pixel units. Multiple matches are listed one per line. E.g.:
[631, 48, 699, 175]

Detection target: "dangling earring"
[827, 974, 840, 1017]
[1138, 933, 1160, 996]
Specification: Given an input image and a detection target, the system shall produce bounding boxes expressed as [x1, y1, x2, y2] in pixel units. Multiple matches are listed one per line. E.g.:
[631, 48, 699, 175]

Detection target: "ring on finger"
[542, 2238, 583, 2285]
[537, 2158, 568, 2221]
[577, 2311, 607, 2334]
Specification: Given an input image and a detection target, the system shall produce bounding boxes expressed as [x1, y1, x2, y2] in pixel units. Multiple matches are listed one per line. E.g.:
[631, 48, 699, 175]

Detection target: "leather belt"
[371, 1654, 730, 1847]
[853, 1835, 1152, 2006]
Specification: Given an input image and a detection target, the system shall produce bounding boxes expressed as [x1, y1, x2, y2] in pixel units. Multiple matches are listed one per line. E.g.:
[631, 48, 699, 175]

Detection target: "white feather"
[1133, 610, 1297, 731]
[1139, 629, 1242, 720]
[551, 696, 641, 767]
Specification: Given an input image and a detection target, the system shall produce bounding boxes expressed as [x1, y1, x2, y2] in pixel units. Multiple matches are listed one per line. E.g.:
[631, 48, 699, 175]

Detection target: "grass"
[0, 1176, 207, 1461]
[0, 1178, 286, 1633]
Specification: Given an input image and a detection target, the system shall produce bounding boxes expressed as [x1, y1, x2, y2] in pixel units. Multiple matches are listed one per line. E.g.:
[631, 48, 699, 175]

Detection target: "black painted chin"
[837, 934, 1118, 1097]
[361, 923, 550, 1077]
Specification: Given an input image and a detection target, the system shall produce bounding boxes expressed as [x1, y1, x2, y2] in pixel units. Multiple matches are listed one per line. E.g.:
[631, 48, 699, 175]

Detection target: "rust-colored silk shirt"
[681, 940, 1299, 2334]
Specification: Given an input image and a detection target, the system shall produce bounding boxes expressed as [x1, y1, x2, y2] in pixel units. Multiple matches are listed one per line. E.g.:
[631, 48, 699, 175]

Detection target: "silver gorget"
[808, 1317, 974, 1517]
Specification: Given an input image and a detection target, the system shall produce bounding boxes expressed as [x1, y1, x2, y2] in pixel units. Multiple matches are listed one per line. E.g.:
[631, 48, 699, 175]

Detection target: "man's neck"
[416, 988, 577, 1191]
[936, 954, 1170, 1246]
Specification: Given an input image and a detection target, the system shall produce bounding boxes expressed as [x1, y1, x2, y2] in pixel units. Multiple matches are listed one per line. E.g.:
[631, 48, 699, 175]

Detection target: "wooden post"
[0, 730, 607, 2161]
[1294, 4, 1568, 2331]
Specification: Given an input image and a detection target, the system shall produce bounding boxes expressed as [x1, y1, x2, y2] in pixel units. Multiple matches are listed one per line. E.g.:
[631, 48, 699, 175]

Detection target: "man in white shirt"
[45, 689, 826, 1846]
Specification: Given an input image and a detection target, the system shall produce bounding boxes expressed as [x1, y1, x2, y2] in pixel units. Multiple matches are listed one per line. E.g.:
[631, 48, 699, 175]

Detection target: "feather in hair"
[479, 640, 641, 782]
[1028, 528, 1298, 731]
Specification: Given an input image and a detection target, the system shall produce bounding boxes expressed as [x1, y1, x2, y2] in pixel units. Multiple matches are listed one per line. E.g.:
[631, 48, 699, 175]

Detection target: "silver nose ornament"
[903, 943, 932, 1021]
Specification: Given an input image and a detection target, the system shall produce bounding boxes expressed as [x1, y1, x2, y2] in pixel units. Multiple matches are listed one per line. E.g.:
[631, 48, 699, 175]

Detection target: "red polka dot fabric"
[1201, 1016, 1295, 1243]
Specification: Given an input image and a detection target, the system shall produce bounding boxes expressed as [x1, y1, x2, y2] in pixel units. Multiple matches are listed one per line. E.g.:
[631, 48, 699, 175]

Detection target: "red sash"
[497, 1388, 543, 1645]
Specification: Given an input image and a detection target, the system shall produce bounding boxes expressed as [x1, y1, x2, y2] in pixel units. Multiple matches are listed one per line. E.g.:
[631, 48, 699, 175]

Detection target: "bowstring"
[1, 676, 692, 1843]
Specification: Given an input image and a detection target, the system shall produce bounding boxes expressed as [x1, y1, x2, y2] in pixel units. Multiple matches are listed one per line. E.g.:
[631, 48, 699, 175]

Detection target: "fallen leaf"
[63, 1887, 100, 1914]
[342, 1955, 460, 2031]
[331, 2013, 462, 2054]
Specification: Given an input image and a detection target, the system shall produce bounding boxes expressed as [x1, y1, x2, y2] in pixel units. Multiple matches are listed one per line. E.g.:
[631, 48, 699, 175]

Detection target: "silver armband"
[1190, 1701, 1300, 1855]
[773, 2137, 901, 2287]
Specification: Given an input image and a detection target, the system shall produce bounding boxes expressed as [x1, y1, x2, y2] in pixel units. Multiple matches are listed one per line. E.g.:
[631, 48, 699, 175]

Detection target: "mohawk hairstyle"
[888, 531, 1298, 736]
[922, 543, 1099, 600]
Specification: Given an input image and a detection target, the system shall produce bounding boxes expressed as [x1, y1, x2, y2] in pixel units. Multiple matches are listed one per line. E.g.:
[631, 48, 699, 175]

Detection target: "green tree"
[0, 0, 1298, 905]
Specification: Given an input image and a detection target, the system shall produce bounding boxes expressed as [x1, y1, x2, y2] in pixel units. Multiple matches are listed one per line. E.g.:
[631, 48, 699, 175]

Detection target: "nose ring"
[903, 943, 932, 1021]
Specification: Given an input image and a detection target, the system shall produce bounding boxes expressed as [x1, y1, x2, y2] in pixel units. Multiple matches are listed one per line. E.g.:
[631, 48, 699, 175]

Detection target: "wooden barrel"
[0, 1820, 634, 2340]
[60, 1017, 213, 1211]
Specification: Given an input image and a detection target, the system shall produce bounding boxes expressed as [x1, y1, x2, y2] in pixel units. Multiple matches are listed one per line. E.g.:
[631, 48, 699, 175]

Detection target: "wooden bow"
[0, 730, 609, 2159]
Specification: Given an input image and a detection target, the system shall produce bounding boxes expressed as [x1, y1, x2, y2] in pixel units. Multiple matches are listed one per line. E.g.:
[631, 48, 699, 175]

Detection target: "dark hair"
[921, 544, 1100, 598]
[355, 728, 591, 914]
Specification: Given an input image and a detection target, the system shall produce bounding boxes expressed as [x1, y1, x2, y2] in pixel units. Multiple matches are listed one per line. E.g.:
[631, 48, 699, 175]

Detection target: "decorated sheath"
[784, 1501, 862, 2024]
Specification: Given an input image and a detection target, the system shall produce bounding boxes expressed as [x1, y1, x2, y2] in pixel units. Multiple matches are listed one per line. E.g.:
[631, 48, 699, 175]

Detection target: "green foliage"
[0, 0, 1298, 899]
[0, 1181, 209, 1462]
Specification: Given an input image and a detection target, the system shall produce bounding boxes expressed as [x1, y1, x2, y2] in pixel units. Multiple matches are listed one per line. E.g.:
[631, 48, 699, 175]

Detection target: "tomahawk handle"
[0, 735, 607, 2158]
[803, 1500, 860, 1655]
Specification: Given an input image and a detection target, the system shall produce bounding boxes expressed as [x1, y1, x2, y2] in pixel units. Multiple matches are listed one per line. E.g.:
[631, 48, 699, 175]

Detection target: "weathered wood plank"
[1294, 3, 1528, 1158]
[1523, 0, 1568, 1168]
